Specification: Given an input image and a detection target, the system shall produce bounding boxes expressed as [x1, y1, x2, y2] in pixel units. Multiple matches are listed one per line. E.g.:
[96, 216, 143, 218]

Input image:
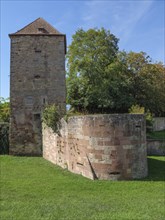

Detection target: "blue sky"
[1, 0, 164, 98]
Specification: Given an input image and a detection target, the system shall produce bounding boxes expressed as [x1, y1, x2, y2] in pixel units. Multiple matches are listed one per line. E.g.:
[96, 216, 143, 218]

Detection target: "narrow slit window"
[35, 49, 41, 53]
[41, 96, 47, 105]
[34, 75, 40, 79]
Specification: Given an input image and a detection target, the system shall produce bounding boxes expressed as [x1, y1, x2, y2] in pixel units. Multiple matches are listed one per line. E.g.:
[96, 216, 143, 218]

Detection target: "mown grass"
[147, 130, 165, 140]
[0, 156, 165, 220]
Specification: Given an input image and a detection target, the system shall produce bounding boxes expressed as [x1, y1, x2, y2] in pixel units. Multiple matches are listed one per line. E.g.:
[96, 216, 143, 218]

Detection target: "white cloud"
[82, 0, 154, 44]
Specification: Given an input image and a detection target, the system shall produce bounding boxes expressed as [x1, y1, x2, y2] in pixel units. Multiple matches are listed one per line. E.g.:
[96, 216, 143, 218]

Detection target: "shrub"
[0, 123, 9, 154]
[42, 104, 62, 134]
[128, 105, 145, 114]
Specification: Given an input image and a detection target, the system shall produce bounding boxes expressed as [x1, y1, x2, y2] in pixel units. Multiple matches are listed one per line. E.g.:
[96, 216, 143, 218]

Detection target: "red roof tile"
[9, 18, 64, 36]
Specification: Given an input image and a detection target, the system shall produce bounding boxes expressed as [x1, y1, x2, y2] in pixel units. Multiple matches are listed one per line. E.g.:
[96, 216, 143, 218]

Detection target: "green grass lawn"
[147, 130, 165, 140]
[0, 156, 165, 220]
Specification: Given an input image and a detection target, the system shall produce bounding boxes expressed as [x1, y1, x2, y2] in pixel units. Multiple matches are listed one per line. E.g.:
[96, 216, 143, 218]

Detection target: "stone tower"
[9, 18, 66, 155]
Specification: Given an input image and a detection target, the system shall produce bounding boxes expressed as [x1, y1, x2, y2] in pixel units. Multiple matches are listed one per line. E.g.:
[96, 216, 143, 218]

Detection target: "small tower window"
[38, 28, 48, 33]
[41, 96, 47, 105]
[34, 75, 40, 79]
[34, 113, 41, 120]
[25, 96, 33, 106]
[34, 49, 41, 53]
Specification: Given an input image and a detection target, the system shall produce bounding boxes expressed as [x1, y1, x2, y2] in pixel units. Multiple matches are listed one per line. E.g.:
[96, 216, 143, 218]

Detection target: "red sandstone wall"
[43, 114, 148, 180]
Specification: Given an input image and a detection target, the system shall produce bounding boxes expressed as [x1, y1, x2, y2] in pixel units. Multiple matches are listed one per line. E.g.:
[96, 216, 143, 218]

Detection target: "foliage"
[147, 130, 165, 140]
[128, 104, 145, 114]
[0, 123, 9, 154]
[0, 97, 10, 122]
[129, 104, 154, 131]
[0, 156, 164, 220]
[127, 52, 165, 116]
[0, 98, 10, 154]
[145, 110, 154, 130]
[122, 51, 165, 116]
[67, 28, 120, 113]
[67, 28, 165, 116]
[42, 104, 62, 133]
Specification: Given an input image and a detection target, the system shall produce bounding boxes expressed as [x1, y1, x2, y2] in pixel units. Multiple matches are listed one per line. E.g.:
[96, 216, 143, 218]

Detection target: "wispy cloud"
[52, 11, 73, 33]
[82, 0, 153, 45]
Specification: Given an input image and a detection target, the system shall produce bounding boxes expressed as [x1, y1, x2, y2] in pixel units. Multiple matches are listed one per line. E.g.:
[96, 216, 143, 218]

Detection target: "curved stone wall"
[43, 114, 148, 180]
[147, 139, 165, 156]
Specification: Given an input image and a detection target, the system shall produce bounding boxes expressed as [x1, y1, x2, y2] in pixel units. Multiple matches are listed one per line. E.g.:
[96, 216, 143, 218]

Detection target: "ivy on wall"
[42, 104, 62, 134]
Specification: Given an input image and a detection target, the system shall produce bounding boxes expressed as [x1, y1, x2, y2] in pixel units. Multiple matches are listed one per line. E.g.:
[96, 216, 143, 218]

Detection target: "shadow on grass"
[144, 157, 165, 181]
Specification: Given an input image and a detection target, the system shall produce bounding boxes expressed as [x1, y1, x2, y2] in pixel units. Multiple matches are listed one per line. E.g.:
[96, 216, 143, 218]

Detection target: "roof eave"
[9, 33, 66, 37]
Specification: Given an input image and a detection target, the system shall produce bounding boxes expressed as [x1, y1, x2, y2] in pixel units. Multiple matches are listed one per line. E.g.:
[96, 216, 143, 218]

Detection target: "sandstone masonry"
[9, 18, 66, 155]
[9, 19, 148, 180]
[147, 139, 165, 156]
[43, 114, 148, 180]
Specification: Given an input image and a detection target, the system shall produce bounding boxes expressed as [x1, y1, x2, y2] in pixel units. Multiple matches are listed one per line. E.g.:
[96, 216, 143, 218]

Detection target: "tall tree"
[67, 28, 165, 115]
[67, 28, 119, 113]
[122, 51, 165, 116]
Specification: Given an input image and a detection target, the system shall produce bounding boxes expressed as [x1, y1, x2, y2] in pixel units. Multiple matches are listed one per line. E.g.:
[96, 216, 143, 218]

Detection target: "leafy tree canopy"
[120, 51, 165, 116]
[67, 28, 120, 113]
[0, 97, 10, 122]
[67, 28, 165, 116]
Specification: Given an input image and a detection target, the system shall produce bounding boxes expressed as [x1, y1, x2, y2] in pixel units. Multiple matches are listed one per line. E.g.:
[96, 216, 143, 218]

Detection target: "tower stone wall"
[9, 18, 66, 155]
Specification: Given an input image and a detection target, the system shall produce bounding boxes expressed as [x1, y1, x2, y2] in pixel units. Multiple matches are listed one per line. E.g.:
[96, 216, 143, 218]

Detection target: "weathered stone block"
[43, 114, 148, 180]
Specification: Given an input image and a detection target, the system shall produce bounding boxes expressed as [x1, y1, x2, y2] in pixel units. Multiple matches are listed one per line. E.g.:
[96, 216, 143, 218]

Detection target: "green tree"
[0, 97, 10, 122]
[122, 51, 165, 116]
[67, 28, 120, 113]
[67, 28, 165, 115]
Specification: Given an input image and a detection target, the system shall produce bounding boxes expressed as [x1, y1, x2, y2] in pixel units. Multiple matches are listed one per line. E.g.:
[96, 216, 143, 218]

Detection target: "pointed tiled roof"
[9, 18, 67, 54]
[9, 18, 64, 36]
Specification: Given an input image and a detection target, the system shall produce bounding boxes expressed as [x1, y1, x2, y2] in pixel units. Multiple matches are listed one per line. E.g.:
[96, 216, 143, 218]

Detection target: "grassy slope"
[0, 156, 165, 220]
